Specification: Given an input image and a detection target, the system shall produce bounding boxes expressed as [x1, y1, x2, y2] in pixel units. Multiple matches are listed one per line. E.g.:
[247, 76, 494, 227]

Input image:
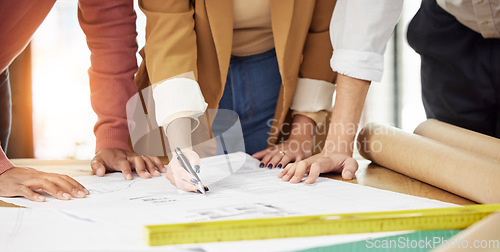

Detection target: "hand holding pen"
[165, 147, 209, 194]
[175, 148, 207, 195]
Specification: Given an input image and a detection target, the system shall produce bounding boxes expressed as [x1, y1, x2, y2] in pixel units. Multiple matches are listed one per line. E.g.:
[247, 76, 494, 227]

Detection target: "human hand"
[90, 148, 165, 180]
[252, 137, 313, 169]
[0, 167, 89, 201]
[165, 148, 208, 193]
[278, 152, 358, 184]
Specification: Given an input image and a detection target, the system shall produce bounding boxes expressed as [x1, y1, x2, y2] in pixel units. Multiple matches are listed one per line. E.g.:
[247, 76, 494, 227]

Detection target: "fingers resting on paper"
[278, 152, 358, 184]
[0, 167, 89, 202]
[91, 148, 165, 180]
[252, 138, 313, 169]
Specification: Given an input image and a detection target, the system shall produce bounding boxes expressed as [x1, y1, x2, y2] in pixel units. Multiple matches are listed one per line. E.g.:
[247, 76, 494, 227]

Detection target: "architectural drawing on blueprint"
[186, 203, 293, 221]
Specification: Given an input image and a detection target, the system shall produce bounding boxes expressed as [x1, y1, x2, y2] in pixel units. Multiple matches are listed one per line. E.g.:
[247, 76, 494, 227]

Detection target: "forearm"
[164, 117, 203, 193]
[166, 117, 193, 154]
[324, 74, 370, 155]
[288, 114, 316, 142]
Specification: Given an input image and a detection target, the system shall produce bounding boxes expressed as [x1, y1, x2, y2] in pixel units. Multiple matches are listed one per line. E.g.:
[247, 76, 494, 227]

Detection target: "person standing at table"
[407, 0, 500, 138]
[276, 0, 404, 183]
[0, 0, 164, 201]
[136, 0, 337, 192]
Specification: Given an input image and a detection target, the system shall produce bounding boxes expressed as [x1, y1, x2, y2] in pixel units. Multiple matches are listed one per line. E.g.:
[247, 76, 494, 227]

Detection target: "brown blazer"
[136, 0, 336, 145]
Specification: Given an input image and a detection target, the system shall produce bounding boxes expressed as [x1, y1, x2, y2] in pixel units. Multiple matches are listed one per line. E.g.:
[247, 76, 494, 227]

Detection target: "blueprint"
[0, 152, 457, 252]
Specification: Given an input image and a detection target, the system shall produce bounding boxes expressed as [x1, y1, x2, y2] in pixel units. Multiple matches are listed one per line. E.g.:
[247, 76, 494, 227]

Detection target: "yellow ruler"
[144, 204, 500, 246]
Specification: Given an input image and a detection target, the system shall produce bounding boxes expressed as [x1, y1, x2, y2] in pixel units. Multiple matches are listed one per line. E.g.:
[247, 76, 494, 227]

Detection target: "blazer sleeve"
[78, 0, 139, 153]
[139, 0, 207, 130]
[139, 0, 198, 83]
[291, 0, 336, 125]
[299, 0, 336, 83]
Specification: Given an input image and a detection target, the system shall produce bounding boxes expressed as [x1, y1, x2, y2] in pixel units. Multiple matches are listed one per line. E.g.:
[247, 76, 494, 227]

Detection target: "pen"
[174, 147, 206, 195]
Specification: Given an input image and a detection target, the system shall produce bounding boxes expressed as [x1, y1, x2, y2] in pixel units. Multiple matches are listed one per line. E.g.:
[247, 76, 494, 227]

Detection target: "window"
[31, 1, 146, 159]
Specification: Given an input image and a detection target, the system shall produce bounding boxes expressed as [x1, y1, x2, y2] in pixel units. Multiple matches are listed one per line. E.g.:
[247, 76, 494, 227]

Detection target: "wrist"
[288, 114, 316, 142]
[288, 133, 314, 143]
[166, 117, 193, 151]
[322, 137, 355, 156]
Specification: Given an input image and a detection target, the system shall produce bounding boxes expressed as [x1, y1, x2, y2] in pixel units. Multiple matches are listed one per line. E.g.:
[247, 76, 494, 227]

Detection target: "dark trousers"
[0, 69, 11, 150]
[407, 0, 500, 138]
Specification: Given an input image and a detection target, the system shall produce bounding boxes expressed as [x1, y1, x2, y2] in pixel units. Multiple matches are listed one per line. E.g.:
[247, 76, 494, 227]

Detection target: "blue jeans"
[214, 49, 282, 154]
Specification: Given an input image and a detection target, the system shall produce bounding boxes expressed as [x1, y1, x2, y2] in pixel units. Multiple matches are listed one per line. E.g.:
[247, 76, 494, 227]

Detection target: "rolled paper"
[414, 119, 500, 162]
[433, 211, 500, 252]
[357, 123, 500, 204]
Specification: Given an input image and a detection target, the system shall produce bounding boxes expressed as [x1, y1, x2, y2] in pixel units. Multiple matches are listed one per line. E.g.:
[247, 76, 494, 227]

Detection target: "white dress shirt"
[330, 0, 403, 82]
[437, 0, 500, 38]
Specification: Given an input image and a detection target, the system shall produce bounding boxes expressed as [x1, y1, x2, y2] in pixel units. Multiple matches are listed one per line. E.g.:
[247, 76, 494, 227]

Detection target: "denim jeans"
[214, 49, 282, 154]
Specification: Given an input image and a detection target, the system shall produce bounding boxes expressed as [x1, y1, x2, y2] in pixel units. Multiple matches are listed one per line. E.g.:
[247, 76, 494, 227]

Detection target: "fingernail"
[277, 164, 282, 168]
[191, 179, 198, 184]
[62, 193, 71, 199]
[204, 186, 209, 192]
[268, 164, 273, 169]
[344, 171, 353, 180]
[196, 189, 202, 194]
[153, 170, 161, 176]
[259, 163, 265, 168]
[38, 195, 45, 201]
[96, 168, 104, 176]
[77, 191, 86, 198]
[194, 165, 201, 173]
[83, 188, 90, 195]
[126, 174, 133, 180]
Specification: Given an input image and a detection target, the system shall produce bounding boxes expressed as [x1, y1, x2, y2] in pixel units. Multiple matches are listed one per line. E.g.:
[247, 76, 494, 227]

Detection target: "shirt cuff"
[331, 49, 384, 82]
[152, 77, 208, 132]
[290, 78, 335, 112]
[0, 148, 14, 174]
[95, 125, 132, 153]
[292, 110, 328, 127]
